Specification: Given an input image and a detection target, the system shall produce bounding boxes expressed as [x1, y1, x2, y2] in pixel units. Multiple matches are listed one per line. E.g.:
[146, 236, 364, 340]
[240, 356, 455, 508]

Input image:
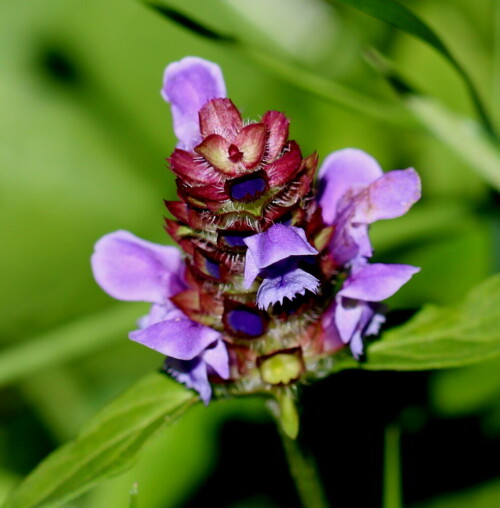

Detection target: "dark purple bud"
[205, 257, 221, 279]
[223, 301, 268, 339]
[226, 170, 269, 202]
[217, 229, 254, 251]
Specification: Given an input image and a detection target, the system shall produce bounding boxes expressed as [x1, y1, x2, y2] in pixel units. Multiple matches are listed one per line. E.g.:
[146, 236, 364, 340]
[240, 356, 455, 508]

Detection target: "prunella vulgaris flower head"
[91, 57, 421, 404]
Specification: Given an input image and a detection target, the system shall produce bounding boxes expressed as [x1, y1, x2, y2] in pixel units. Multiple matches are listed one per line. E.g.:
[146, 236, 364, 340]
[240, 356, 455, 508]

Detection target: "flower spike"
[92, 56, 422, 402]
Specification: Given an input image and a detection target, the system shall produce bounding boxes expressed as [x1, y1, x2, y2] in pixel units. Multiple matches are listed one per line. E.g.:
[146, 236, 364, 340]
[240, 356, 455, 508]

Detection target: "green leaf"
[370, 274, 500, 370]
[237, 44, 414, 126]
[430, 356, 500, 417]
[333, 274, 500, 372]
[3, 373, 198, 508]
[87, 397, 268, 508]
[329, 0, 496, 137]
[0, 470, 19, 507]
[0, 304, 147, 389]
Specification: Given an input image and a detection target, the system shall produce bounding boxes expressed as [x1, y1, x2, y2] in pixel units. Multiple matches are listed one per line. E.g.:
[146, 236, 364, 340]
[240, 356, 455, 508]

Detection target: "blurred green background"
[1, 0, 499, 506]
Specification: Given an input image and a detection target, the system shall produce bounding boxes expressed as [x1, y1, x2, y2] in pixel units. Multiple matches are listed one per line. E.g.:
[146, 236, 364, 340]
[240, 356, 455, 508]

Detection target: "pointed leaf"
[3, 373, 198, 508]
[332, 274, 500, 372]
[370, 275, 500, 370]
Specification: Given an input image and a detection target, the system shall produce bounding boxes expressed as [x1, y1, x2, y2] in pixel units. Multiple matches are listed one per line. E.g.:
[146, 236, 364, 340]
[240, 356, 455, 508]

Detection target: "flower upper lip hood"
[91, 55, 422, 402]
[161, 56, 227, 151]
[243, 225, 318, 289]
[318, 148, 421, 268]
[243, 224, 320, 309]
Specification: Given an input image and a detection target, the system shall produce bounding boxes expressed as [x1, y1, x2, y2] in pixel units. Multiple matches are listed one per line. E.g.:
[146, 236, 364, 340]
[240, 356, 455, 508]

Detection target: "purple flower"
[91, 230, 229, 403]
[243, 224, 319, 309]
[316, 149, 421, 354]
[318, 148, 421, 268]
[131, 307, 229, 404]
[323, 263, 420, 358]
[91, 56, 423, 399]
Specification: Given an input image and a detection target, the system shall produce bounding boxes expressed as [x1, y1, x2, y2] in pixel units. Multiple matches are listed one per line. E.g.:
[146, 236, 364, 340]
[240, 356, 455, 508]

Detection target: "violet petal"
[340, 263, 420, 302]
[352, 168, 421, 224]
[348, 302, 380, 358]
[321, 304, 344, 352]
[329, 214, 372, 268]
[334, 298, 365, 344]
[166, 357, 212, 405]
[349, 332, 364, 359]
[256, 268, 320, 309]
[129, 316, 221, 360]
[137, 303, 179, 329]
[91, 230, 185, 303]
[203, 340, 230, 380]
[365, 312, 386, 337]
[243, 224, 318, 288]
[162, 57, 226, 150]
[318, 148, 383, 224]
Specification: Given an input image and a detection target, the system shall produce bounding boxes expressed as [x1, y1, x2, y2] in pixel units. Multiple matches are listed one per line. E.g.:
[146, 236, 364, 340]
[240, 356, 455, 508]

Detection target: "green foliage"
[128, 484, 138, 508]
[430, 355, 500, 438]
[329, 0, 495, 136]
[364, 51, 500, 192]
[411, 479, 500, 508]
[149, 1, 500, 194]
[332, 275, 500, 372]
[148, 3, 235, 42]
[84, 396, 268, 508]
[367, 275, 500, 370]
[0, 304, 146, 389]
[147, 2, 414, 125]
[1, 0, 499, 506]
[406, 96, 500, 192]
[2, 374, 198, 508]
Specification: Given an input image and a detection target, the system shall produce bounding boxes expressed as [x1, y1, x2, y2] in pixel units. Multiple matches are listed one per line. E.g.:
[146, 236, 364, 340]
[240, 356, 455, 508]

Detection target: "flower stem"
[278, 426, 330, 508]
[383, 423, 402, 508]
